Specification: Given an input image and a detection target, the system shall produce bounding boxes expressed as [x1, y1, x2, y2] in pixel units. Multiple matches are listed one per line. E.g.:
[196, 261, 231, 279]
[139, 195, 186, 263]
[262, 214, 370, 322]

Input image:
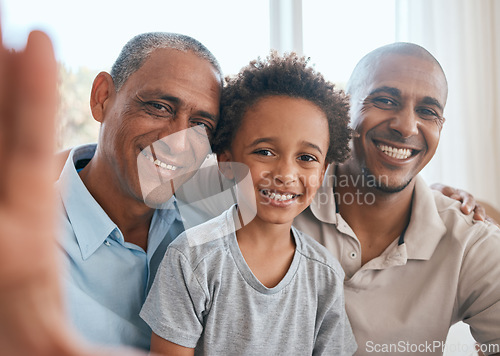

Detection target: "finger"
[0, 31, 58, 289]
[472, 204, 486, 221]
[7, 30, 57, 206]
[430, 183, 457, 198]
[457, 191, 475, 215]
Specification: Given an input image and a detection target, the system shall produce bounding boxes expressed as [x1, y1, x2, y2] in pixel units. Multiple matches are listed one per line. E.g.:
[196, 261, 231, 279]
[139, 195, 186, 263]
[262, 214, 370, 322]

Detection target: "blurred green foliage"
[56, 64, 100, 150]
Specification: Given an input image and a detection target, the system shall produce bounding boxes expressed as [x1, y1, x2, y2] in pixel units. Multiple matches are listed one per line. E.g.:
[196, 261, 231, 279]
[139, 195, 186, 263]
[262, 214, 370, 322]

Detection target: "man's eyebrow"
[139, 90, 218, 121]
[421, 96, 444, 111]
[197, 110, 218, 122]
[369, 86, 402, 98]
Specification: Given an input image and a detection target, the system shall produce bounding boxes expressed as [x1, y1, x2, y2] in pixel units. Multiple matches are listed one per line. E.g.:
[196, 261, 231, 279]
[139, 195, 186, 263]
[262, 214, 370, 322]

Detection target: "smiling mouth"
[260, 189, 300, 202]
[376, 143, 415, 160]
[141, 150, 178, 171]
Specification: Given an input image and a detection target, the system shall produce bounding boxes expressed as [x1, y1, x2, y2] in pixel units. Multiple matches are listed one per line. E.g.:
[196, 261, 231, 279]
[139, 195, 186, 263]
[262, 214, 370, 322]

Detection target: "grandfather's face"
[348, 53, 447, 193]
[100, 48, 222, 206]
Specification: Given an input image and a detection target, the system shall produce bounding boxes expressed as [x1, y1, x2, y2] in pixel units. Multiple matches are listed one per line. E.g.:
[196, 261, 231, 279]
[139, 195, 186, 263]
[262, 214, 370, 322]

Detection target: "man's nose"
[389, 106, 419, 138]
[159, 117, 191, 154]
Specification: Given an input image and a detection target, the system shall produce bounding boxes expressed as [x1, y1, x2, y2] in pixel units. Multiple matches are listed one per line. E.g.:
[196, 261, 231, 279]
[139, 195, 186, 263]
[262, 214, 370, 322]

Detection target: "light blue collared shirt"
[56, 144, 184, 350]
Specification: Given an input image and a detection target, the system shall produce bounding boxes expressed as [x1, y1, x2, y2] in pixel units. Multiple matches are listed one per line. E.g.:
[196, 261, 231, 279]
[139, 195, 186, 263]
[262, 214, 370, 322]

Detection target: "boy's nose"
[273, 159, 298, 186]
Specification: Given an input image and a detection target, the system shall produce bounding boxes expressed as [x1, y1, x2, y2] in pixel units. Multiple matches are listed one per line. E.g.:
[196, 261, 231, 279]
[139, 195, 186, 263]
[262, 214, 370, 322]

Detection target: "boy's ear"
[319, 161, 329, 182]
[217, 150, 235, 180]
[90, 71, 115, 123]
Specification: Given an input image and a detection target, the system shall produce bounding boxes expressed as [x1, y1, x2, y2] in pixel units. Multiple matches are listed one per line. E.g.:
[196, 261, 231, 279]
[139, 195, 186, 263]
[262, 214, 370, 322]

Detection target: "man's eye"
[148, 102, 172, 114]
[190, 120, 215, 137]
[373, 97, 397, 108]
[298, 154, 317, 162]
[417, 108, 440, 120]
[192, 121, 211, 131]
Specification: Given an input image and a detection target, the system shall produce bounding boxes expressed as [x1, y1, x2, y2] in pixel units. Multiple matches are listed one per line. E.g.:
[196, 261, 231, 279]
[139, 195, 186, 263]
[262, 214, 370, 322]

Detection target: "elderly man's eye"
[147, 102, 174, 115]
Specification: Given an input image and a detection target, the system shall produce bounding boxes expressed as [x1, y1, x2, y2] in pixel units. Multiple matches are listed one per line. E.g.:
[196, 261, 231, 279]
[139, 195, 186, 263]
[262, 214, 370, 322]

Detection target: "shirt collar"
[57, 144, 117, 260]
[57, 144, 183, 260]
[310, 164, 340, 224]
[403, 175, 447, 260]
[147, 198, 182, 256]
[309, 165, 447, 261]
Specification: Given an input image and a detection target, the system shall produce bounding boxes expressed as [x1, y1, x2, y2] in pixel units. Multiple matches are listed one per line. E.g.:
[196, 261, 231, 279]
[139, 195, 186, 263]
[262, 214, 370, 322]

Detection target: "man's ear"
[90, 72, 115, 123]
[217, 150, 235, 180]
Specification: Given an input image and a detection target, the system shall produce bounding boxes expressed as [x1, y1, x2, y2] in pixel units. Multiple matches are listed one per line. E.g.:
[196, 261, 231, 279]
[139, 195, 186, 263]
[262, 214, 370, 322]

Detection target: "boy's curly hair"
[212, 51, 352, 163]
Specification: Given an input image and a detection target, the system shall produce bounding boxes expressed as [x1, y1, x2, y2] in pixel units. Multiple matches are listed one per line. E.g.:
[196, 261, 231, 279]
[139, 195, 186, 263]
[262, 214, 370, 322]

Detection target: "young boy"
[140, 53, 357, 355]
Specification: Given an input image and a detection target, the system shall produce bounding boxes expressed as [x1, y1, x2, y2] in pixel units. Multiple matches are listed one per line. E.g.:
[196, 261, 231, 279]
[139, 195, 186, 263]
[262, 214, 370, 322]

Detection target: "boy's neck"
[235, 213, 296, 288]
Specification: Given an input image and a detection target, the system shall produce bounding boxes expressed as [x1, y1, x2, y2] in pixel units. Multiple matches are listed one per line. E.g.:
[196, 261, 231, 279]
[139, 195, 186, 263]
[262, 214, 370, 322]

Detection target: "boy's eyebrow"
[249, 137, 324, 154]
[249, 137, 274, 146]
[303, 141, 324, 155]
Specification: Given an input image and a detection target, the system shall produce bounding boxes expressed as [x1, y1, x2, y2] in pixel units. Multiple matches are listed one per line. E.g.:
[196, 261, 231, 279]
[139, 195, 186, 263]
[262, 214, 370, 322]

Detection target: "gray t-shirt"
[141, 205, 357, 355]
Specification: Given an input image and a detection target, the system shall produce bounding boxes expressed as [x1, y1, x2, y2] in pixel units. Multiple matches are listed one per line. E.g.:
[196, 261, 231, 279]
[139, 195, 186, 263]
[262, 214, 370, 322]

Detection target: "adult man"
[56, 32, 222, 350]
[294, 43, 500, 355]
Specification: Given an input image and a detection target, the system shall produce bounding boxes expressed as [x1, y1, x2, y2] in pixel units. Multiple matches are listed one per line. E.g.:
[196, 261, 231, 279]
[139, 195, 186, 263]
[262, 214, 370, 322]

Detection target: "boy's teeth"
[263, 190, 296, 202]
[377, 144, 412, 160]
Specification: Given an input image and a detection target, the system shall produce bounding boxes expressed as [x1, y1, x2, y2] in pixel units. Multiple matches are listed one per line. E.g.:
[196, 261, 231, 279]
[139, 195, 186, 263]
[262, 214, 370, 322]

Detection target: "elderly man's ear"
[90, 72, 115, 123]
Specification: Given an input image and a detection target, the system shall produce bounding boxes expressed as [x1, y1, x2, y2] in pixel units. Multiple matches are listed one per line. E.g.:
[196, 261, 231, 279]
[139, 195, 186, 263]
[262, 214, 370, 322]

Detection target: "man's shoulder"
[432, 190, 500, 243]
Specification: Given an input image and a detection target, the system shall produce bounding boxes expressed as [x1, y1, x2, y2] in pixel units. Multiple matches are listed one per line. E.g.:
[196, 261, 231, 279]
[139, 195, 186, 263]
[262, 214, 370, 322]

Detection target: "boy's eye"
[254, 149, 273, 156]
[298, 154, 317, 162]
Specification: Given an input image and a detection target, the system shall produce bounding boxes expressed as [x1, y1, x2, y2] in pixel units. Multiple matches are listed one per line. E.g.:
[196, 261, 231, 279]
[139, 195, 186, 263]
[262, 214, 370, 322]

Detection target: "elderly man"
[0, 21, 224, 354]
[294, 43, 500, 355]
[56, 32, 222, 350]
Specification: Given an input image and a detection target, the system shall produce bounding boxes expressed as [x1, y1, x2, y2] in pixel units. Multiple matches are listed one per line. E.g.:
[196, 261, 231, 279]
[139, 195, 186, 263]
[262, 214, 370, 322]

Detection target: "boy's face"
[219, 95, 329, 226]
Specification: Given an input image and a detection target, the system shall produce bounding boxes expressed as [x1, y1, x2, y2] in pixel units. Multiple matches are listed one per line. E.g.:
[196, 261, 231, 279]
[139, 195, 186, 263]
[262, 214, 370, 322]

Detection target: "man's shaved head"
[346, 42, 448, 104]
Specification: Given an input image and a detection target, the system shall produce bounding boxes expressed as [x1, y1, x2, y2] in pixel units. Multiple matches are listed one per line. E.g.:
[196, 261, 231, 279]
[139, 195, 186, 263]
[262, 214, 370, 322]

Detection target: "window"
[2, 0, 396, 148]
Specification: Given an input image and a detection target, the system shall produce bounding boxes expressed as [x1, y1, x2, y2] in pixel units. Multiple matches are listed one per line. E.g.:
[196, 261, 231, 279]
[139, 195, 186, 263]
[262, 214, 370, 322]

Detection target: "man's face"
[347, 54, 447, 193]
[99, 48, 221, 206]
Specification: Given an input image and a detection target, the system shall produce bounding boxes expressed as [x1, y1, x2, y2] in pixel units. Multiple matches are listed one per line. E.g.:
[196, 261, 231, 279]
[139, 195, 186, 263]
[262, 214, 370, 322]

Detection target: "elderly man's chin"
[141, 171, 197, 208]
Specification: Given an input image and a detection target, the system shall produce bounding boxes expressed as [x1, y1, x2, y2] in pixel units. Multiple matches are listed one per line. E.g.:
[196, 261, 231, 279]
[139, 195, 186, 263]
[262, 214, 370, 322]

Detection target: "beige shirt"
[294, 167, 500, 355]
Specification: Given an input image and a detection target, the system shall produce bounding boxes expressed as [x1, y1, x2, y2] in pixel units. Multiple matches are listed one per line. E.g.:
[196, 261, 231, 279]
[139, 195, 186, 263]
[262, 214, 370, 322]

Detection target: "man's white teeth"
[153, 159, 177, 171]
[262, 190, 296, 202]
[377, 144, 412, 160]
[142, 151, 177, 171]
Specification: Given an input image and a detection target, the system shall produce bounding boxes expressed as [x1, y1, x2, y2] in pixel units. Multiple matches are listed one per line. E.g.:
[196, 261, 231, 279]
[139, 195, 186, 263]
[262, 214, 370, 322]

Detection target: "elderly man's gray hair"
[110, 32, 222, 91]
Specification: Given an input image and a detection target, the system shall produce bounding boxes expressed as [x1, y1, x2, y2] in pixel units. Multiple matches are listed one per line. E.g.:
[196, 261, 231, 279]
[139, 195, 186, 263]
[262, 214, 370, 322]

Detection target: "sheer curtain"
[396, 0, 500, 209]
